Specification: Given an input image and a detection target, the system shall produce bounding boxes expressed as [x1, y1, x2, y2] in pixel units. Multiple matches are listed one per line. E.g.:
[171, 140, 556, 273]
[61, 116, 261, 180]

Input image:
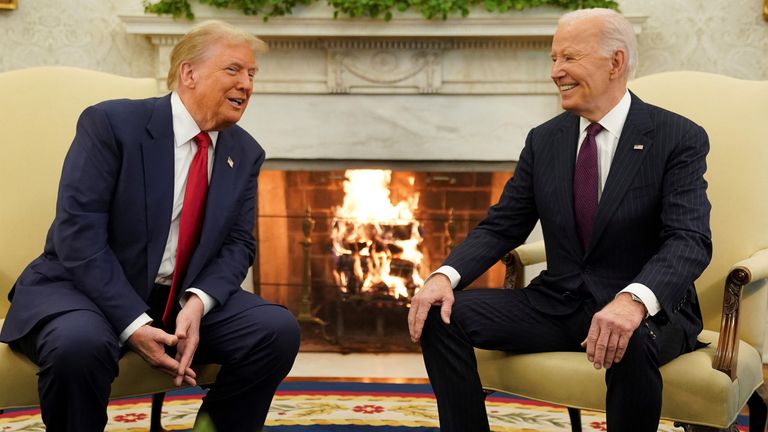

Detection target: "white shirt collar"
[579, 90, 632, 139]
[170, 92, 219, 148]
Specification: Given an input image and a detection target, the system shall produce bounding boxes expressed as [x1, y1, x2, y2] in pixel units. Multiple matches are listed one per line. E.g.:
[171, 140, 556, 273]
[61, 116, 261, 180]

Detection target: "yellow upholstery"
[0, 66, 220, 410]
[476, 71, 768, 428]
[0, 320, 221, 409]
[478, 330, 763, 427]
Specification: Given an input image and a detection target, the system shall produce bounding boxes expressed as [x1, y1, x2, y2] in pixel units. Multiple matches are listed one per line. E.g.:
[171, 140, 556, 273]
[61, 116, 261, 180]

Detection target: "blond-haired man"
[409, 9, 711, 431]
[1, 21, 299, 431]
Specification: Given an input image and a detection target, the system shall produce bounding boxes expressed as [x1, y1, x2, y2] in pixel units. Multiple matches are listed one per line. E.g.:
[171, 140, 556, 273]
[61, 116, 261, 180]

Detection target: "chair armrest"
[713, 248, 768, 380]
[502, 240, 546, 289]
[732, 249, 768, 282]
[513, 240, 547, 266]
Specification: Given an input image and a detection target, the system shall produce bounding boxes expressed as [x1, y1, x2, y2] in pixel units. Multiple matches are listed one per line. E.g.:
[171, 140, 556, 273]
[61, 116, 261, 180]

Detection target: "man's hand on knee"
[408, 274, 454, 343]
[127, 325, 197, 386]
[581, 293, 646, 370]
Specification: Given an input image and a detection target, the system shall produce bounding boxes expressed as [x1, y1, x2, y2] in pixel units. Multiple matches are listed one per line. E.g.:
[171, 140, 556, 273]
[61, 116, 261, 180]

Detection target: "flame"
[331, 170, 424, 299]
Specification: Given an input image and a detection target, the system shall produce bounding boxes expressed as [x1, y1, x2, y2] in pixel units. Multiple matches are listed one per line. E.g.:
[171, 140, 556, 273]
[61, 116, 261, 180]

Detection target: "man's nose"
[551, 60, 564, 80]
[238, 71, 253, 92]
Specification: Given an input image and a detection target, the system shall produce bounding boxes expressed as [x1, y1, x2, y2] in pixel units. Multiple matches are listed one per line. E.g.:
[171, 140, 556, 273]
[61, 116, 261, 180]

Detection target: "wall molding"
[120, 10, 647, 94]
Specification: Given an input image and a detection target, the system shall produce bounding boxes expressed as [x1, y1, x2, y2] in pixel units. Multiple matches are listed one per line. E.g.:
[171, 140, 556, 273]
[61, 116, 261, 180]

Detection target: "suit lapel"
[553, 114, 583, 256]
[142, 95, 175, 290]
[184, 130, 241, 286]
[587, 93, 654, 254]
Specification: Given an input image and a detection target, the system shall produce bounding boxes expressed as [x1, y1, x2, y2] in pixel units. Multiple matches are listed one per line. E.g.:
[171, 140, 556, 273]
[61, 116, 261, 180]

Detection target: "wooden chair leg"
[747, 389, 768, 432]
[567, 407, 582, 432]
[150, 392, 167, 432]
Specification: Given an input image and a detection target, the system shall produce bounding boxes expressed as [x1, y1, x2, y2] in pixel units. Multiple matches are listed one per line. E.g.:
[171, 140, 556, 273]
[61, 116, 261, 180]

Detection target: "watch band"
[628, 292, 649, 318]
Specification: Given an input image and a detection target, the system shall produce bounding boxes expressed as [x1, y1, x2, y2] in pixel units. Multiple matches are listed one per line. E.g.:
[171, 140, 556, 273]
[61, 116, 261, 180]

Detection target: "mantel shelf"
[120, 11, 647, 39]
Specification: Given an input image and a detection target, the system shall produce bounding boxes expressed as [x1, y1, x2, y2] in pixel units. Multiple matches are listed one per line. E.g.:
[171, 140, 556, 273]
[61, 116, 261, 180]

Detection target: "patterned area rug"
[0, 381, 748, 431]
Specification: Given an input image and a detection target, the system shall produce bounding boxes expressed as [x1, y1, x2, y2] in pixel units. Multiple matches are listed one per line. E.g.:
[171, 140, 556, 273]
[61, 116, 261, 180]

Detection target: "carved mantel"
[118, 9, 647, 162]
[120, 9, 647, 95]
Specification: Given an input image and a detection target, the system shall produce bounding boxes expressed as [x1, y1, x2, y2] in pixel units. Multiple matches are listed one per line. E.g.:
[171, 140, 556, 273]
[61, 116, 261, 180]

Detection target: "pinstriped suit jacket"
[444, 92, 712, 349]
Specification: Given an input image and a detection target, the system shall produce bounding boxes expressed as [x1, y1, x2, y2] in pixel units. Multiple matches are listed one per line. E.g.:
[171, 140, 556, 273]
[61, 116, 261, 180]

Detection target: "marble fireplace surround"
[120, 8, 646, 164]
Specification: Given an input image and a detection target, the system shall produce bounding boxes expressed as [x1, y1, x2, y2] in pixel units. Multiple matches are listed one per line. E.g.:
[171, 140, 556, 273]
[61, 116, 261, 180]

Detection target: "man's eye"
[226, 67, 238, 74]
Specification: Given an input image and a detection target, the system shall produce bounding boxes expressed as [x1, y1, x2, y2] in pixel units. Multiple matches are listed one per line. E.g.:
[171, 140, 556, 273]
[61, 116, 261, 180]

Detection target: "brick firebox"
[255, 167, 513, 352]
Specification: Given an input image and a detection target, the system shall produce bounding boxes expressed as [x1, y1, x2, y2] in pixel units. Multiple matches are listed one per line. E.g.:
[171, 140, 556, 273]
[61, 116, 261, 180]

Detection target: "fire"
[331, 170, 424, 299]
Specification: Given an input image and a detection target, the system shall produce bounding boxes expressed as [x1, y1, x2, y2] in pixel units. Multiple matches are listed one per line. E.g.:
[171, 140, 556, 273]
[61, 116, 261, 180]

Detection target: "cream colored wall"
[1, 0, 766, 80]
[0, 0, 153, 77]
[622, 0, 768, 79]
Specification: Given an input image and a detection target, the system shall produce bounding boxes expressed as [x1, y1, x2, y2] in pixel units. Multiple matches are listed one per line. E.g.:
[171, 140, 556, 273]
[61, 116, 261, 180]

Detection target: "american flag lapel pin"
[633, 144, 644, 150]
[227, 156, 234, 168]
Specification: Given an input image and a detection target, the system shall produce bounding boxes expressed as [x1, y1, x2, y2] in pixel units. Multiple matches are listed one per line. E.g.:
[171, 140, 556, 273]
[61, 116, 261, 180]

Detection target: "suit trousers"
[420, 288, 688, 432]
[12, 288, 300, 432]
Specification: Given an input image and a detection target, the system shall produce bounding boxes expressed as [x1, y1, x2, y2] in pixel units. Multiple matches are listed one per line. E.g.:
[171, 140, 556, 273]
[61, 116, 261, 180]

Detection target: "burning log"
[330, 170, 424, 299]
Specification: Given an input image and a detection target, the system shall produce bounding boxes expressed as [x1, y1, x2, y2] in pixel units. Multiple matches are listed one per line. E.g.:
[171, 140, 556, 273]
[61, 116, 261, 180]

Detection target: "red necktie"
[573, 122, 602, 250]
[162, 131, 211, 327]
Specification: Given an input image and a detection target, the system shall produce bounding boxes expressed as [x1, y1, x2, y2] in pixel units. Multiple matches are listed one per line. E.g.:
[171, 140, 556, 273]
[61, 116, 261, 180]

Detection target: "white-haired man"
[408, 8, 711, 431]
[1, 21, 300, 431]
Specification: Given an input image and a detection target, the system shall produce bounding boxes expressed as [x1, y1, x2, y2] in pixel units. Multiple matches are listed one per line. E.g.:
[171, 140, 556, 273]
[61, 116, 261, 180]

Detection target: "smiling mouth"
[559, 83, 577, 92]
[228, 97, 245, 107]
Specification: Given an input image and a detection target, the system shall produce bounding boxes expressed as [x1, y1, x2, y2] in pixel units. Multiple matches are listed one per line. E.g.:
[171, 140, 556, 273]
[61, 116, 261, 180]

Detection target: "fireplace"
[120, 8, 646, 351]
[255, 163, 514, 352]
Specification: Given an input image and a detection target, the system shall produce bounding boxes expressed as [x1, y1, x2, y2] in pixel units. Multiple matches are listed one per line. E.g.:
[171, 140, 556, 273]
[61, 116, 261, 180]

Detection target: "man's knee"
[265, 306, 300, 367]
[240, 305, 300, 373]
[609, 324, 659, 377]
[37, 312, 119, 378]
[421, 306, 446, 337]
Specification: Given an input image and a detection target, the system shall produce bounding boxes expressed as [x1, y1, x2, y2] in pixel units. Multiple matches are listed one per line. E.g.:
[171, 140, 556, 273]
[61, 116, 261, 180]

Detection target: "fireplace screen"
[255, 167, 513, 352]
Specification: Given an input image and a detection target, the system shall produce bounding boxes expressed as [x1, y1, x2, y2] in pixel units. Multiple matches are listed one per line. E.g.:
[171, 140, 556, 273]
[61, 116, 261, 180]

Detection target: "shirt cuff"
[119, 313, 153, 346]
[182, 288, 217, 316]
[619, 283, 661, 316]
[430, 266, 461, 289]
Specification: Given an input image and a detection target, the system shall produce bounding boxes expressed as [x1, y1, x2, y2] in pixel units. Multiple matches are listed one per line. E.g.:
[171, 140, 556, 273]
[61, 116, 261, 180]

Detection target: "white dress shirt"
[119, 92, 220, 344]
[433, 90, 661, 316]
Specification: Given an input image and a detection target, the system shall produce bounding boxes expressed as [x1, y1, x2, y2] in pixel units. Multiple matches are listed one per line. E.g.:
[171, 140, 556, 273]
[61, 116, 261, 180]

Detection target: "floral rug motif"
[0, 381, 746, 431]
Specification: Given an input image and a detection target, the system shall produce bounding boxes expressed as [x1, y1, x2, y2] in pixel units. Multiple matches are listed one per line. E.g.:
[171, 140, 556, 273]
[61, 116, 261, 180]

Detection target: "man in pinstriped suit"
[408, 8, 711, 431]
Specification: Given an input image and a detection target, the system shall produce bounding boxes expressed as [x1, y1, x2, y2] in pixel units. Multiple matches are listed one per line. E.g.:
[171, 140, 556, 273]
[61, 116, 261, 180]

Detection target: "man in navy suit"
[0, 21, 300, 431]
[408, 8, 711, 431]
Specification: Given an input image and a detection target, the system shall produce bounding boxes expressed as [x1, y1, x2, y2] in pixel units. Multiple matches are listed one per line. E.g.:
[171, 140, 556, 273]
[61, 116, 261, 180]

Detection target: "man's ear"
[610, 49, 627, 79]
[179, 62, 196, 89]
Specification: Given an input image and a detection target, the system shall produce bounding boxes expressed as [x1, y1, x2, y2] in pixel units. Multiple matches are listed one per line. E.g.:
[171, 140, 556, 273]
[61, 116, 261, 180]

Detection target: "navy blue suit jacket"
[1, 94, 266, 342]
[443, 92, 712, 349]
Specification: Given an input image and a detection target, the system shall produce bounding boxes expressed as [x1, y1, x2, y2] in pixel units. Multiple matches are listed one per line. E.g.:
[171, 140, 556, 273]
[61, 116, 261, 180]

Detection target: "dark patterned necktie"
[163, 131, 211, 327]
[573, 123, 602, 250]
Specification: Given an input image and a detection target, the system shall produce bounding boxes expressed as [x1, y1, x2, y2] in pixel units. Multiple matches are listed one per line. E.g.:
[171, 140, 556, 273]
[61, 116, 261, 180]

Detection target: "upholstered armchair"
[0, 66, 220, 431]
[476, 71, 768, 431]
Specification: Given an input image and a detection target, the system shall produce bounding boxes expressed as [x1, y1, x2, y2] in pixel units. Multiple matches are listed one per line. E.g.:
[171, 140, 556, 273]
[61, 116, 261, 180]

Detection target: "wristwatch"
[628, 292, 649, 318]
